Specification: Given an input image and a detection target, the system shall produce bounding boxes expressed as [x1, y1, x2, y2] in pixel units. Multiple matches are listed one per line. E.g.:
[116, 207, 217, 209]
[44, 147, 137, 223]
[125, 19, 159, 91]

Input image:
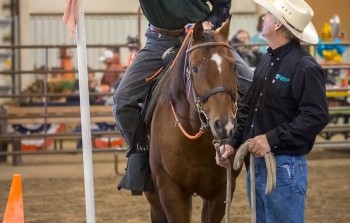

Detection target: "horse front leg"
[201, 182, 230, 223]
[155, 171, 192, 223]
[145, 188, 167, 223]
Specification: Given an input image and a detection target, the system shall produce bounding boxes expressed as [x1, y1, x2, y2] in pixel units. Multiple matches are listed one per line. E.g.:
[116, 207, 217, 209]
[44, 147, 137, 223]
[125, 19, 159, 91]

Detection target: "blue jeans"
[247, 155, 308, 223]
[113, 27, 184, 154]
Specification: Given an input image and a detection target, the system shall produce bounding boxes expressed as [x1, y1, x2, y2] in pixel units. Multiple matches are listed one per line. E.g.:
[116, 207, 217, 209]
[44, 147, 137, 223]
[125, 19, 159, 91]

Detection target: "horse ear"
[219, 16, 232, 40]
[193, 21, 204, 41]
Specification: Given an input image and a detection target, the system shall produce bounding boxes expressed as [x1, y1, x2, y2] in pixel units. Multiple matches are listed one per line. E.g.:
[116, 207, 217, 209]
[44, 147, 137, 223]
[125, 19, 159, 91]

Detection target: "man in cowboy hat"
[216, 0, 329, 222]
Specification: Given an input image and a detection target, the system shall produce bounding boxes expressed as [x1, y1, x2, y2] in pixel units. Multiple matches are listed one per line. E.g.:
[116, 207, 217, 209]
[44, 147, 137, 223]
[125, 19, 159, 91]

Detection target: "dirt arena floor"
[1, 144, 350, 223]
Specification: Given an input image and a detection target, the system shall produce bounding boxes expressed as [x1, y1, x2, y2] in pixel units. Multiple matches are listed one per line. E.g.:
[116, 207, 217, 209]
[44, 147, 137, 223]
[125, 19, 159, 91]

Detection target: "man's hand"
[216, 144, 235, 168]
[248, 134, 271, 157]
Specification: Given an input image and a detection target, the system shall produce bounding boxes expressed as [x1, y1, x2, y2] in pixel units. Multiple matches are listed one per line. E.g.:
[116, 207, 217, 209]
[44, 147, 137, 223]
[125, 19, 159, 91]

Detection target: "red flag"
[62, 0, 78, 37]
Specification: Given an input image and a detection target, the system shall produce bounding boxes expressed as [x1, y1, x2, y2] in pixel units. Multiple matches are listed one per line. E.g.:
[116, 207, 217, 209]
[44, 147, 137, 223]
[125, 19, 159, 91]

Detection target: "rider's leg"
[113, 28, 183, 156]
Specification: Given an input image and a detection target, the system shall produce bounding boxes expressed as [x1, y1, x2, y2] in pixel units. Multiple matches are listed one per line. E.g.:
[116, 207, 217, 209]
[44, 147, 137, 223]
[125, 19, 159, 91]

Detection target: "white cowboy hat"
[254, 0, 319, 44]
[99, 48, 114, 62]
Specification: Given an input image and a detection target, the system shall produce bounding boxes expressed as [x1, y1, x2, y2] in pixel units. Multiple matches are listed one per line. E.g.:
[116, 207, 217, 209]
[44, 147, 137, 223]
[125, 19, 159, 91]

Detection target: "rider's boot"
[117, 127, 154, 195]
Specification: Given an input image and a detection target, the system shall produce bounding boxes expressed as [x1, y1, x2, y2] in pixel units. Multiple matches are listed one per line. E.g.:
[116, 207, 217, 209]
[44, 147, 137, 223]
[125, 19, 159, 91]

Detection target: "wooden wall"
[307, 0, 350, 41]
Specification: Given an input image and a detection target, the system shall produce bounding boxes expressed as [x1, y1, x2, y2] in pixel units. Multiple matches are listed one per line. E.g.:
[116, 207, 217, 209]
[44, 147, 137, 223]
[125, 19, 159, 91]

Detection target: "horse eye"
[192, 66, 199, 73]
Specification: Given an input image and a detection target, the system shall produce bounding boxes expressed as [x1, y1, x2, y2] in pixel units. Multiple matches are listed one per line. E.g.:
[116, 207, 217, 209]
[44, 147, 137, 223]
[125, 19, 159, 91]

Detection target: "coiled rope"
[214, 142, 231, 223]
[233, 139, 277, 223]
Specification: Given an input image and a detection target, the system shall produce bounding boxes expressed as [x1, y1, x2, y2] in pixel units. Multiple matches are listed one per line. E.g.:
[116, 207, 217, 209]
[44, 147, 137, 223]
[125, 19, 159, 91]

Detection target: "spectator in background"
[68, 67, 104, 149]
[100, 47, 124, 90]
[125, 35, 139, 68]
[58, 47, 75, 81]
[251, 14, 268, 54]
[67, 66, 102, 104]
[230, 29, 263, 67]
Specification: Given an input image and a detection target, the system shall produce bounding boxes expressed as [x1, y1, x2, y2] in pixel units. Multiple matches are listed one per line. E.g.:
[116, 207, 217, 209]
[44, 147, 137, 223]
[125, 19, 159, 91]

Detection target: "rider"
[113, 0, 254, 193]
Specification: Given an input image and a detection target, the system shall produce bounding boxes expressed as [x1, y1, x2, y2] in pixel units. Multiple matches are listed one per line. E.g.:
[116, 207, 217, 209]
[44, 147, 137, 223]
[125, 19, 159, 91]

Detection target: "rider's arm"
[207, 0, 231, 29]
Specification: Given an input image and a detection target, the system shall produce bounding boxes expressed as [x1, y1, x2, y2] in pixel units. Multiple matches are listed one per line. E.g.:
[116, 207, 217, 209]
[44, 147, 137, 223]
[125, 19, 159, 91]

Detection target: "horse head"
[186, 19, 238, 141]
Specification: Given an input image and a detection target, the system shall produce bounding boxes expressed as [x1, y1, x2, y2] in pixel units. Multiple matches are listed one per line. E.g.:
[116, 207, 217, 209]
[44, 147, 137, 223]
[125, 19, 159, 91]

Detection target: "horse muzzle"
[211, 116, 236, 140]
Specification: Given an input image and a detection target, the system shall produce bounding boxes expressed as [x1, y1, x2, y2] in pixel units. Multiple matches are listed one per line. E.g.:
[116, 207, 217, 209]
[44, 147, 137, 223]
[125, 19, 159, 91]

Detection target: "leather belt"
[149, 24, 185, 37]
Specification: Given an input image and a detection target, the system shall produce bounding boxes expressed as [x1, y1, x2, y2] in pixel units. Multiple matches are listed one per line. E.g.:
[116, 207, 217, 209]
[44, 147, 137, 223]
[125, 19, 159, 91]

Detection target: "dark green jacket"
[140, 0, 231, 30]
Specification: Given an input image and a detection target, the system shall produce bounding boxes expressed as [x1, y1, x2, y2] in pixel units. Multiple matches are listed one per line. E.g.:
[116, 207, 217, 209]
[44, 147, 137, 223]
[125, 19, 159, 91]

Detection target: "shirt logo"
[275, 74, 290, 82]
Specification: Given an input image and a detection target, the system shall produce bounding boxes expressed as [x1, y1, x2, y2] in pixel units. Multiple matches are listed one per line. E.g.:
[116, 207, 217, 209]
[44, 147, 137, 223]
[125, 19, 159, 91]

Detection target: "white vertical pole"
[76, 0, 96, 222]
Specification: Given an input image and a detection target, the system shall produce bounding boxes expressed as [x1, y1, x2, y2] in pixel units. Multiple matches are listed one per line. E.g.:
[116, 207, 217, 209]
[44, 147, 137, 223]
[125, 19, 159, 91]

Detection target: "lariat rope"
[170, 102, 206, 140]
[233, 139, 277, 223]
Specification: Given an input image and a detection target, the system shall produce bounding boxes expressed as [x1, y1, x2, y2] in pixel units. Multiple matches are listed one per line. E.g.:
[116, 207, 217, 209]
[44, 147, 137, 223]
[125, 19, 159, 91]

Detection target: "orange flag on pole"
[62, 0, 78, 37]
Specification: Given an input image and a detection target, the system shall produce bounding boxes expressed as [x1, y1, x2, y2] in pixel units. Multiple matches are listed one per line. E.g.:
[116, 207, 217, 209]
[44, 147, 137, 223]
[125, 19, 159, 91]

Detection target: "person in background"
[100, 47, 124, 90]
[67, 66, 101, 104]
[125, 35, 139, 68]
[230, 29, 263, 67]
[58, 47, 75, 81]
[68, 67, 103, 149]
[113, 0, 254, 193]
[216, 0, 329, 222]
[251, 13, 269, 54]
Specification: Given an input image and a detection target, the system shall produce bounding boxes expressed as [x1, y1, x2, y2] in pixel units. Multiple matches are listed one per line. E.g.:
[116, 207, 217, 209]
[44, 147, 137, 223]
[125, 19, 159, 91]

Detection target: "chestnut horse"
[145, 20, 241, 223]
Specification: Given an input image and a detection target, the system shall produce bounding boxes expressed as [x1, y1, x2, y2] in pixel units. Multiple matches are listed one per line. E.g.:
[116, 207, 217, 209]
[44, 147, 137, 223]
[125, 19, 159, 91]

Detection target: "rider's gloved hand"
[184, 23, 194, 34]
[185, 21, 214, 34]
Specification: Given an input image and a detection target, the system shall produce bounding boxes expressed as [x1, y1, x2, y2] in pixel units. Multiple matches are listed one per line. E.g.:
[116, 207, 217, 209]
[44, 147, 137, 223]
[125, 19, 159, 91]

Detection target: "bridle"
[171, 40, 238, 139]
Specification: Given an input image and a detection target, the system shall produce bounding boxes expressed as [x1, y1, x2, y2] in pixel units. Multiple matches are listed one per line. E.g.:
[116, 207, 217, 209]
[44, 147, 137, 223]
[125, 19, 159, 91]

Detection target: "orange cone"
[2, 174, 24, 223]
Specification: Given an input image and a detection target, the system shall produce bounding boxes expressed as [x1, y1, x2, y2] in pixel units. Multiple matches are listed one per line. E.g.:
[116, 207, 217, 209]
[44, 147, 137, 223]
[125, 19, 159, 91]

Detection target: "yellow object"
[326, 91, 350, 98]
[321, 22, 332, 42]
[323, 49, 342, 62]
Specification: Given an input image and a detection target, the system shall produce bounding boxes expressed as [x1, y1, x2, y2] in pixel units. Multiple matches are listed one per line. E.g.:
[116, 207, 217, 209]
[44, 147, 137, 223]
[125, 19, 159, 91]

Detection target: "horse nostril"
[214, 119, 225, 136]
[228, 129, 233, 137]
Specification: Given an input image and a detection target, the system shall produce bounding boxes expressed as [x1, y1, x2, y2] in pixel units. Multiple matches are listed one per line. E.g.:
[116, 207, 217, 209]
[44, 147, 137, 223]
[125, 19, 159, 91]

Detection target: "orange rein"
[148, 28, 206, 140]
[170, 102, 206, 140]
[168, 28, 207, 140]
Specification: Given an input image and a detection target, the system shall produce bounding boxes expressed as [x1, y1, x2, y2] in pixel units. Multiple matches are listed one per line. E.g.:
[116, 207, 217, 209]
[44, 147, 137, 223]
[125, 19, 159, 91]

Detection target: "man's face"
[261, 12, 278, 40]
